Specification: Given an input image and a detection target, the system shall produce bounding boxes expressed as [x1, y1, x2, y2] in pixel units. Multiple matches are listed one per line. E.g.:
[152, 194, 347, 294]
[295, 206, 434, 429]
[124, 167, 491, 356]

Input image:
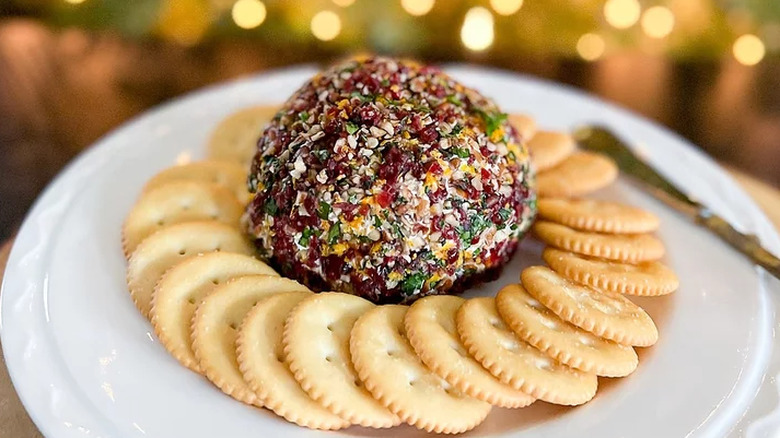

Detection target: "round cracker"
[404, 295, 535, 408]
[521, 266, 658, 347]
[236, 291, 350, 430]
[126, 221, 254, 318]
[123, 181, 243, 256]
[283, 292, 400, 428]
[533, 220, 665, 263]
[526, 130, 576, 171]
[496, 284, 638, 377]
[536, 151, 618, 198]
[207, 105, 280, 168]
[150, 252, 277, 373]
[350, 305, 491, 434]
[192, 275, 310, 407]
[455, 297, 597, 406]
[543, 248, 679, 296]
[537, 198, 660, 234]
[144, 160, 251, 204]
[508, 113, 537, 141]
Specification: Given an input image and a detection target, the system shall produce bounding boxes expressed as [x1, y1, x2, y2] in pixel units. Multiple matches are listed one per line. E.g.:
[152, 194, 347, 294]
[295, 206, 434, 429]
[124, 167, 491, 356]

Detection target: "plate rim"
[1, 63, 778, 438]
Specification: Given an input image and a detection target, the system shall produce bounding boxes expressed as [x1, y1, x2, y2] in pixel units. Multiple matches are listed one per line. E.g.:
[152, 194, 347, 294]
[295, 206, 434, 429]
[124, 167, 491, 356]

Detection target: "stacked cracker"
[117, 108, 678, 435]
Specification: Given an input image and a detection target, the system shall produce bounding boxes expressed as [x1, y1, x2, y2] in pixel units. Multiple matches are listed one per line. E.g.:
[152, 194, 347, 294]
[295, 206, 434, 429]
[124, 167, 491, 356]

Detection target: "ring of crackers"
[537, 198, 660, 234]
[122, 181, 244, 256]
[508, 113, 537, 141]
[521, 266, 658, 347]
[543, 248, 679, 296]
[192, 275, 310, 407]
[350, 305, 492, 434]
[283, 292, 400, 428]
[207, 105, 280, 168]
[533, 220, 665, 263]
[150, 252, 277, 373]
[144, 160, 251, 204]
[236, 291, 350, 430]
[405, 295, 536, 408]
[536, 151, 618, 198]
[456, 297, 598, 406]
[526, 131, 576, 171]
[496, 284, 638, 377]
[126, 221, 254, 318]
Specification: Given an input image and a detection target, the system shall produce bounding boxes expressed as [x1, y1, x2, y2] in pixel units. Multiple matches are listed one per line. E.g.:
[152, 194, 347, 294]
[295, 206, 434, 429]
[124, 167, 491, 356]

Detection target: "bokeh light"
[641, 6, 674, 38]
[461, 7, 494, 51]
[604, 0, 641, 29]
[332, 0, 355, 6]
[64, 0, 87, 4]
[733, 34, 765, 66]
[311, 10, 342, 41]
[232, 0, 267, 30]
[401, 0, 435, 17]
[490, 0, 523, 16]
[577, 33, 605, 61]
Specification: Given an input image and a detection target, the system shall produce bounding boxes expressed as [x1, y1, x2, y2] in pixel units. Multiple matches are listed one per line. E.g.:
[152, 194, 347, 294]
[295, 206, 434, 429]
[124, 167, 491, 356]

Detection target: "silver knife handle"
[695, 208, 780, 279]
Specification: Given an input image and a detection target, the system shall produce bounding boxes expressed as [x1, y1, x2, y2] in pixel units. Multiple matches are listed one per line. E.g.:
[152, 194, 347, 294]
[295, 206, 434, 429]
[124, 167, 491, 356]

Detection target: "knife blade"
[573, 125, 780, 280]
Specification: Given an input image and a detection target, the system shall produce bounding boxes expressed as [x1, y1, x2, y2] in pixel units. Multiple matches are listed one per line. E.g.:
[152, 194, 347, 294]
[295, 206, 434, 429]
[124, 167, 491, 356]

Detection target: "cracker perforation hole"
[229, 323, 238, 330]
[211, 279, 220, 285]
[326, 324, 333, 332]
[325, 356, 333, 363]
[178, 249, 187, 256]
[188, 298, 196, 304]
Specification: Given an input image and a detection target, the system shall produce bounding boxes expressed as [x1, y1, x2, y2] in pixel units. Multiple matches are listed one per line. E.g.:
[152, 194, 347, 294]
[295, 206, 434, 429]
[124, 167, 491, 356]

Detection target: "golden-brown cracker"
[496, 284, 638, 377]
[508, 113, 537, 141]
[236, 292, 350, 430]
[536, 151, 618, 198]
[537, 198, 660, 234]
[526, 130, 576, 171]
[207, 105, 280, 168]
[150, 252, 277, 373]
[455, 297, 597, 406]
[533, 220, 665, 263]
[122, 181, 243, 256]
[192, 275, 310, 407]
[350, 305, 492, 434]
[127, 221, 254, 318]
[404, 295, 535, 408]
[144, 160, 251, 204]
[283, 292, 400, 428]
[543, 248, 678, 296]
[521, 266, 658, 347]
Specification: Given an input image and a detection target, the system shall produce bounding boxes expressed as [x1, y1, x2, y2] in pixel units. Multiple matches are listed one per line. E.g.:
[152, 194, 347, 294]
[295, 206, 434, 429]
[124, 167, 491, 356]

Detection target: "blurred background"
[1, 0, 779, 242]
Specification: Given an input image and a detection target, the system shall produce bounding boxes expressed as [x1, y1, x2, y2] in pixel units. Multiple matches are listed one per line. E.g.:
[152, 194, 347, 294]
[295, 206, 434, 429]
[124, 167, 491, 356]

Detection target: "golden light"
[490, 0, 523, 16]
[461, 7, 494, 51]
[332, 0, 355, 6]
[641, 6, 674, 38]
[311, 11, 342, 41]
[733, 34, 765, 66]
[577, 33, 605, 61]
[64, 0, 86, 4]
[604, 0, 641, 29]
[232, 0, 267, 30]
[401, 0, 435, 16]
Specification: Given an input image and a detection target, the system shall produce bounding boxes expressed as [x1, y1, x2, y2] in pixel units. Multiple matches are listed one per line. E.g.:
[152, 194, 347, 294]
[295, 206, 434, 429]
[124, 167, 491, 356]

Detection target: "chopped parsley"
[346, 121, 359, 135]
[450, 147, 470, 159]
[298, 111, 309, 123]
[381, 78, 390, 87]
[318, 201, 331, 219]
[373, 215, 383, 228]
[327, 222, 341, 244]
[312, 149, 329, 162]
[401, 272, 427, 295]
[476, 109, 508, 137]
[264, 198, 278, 216]
[498, 208, 513, 222]
[446, 95, 463, 106]
[299, 227, 316, 246]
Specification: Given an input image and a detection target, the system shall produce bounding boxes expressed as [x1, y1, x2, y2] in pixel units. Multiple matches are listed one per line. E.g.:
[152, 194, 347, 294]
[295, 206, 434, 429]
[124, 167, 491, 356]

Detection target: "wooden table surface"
[0, 169, 779, 437]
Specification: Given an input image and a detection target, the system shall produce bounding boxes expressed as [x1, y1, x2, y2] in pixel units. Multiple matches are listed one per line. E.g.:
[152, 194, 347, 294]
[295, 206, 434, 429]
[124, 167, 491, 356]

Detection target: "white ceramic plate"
[2, 65, 780, 438]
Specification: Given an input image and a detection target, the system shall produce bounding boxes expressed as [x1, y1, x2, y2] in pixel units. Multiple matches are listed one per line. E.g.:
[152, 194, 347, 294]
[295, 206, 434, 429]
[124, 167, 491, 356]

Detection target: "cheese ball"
[246, 57, 536, 303]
